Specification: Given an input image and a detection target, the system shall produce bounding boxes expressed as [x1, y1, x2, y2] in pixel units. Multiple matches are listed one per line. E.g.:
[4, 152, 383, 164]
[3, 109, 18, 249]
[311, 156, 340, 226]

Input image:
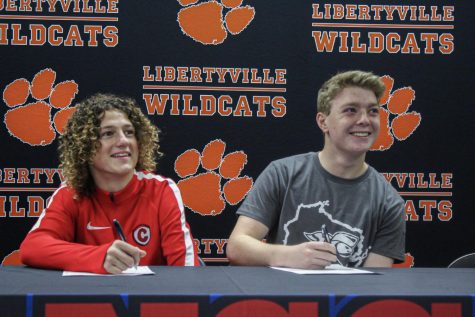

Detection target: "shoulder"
[42, 183, 83, 215]
[272, 152, 316, 166]
[367, 167, 395, 189]
[135, 171, 176, 185]
[267, 152, 317, 174]
[367, 166, 404, 203]
[134, 171, 185, 210]
[49, 183, 77, 204]
[134, 171, 180, 194]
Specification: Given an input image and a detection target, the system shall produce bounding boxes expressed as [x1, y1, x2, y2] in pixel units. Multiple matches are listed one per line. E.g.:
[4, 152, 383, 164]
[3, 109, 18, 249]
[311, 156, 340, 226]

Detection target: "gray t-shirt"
[237, 152, 406, 266]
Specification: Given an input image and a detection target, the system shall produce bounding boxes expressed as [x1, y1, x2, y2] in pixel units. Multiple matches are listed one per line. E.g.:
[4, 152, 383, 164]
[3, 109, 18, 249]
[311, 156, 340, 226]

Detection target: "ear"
[316, 112, 328, 133]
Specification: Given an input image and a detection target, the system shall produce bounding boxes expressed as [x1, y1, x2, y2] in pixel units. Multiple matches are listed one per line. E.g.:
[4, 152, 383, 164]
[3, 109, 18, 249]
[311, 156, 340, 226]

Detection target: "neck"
[92, 172, 134, 194]
[318, 148, 367, 179]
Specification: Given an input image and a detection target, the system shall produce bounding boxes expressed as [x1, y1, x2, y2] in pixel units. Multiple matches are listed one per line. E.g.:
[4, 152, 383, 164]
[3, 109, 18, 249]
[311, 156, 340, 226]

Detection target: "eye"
[124, 129, 136, 137]
[344, 107, 356, 114]
[369, 107, 380, 115]
[100, 130, 114, 138]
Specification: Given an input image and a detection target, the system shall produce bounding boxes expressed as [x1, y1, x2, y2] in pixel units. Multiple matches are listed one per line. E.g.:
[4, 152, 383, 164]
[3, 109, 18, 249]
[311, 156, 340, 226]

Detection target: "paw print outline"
[1, 250, 22, 266]
[371, 75, 422, 151]
[392, 253, 415, 268]
[175, 139, 253, 216]
[2, 68, 78, 146]
[177, 0, 255, 45]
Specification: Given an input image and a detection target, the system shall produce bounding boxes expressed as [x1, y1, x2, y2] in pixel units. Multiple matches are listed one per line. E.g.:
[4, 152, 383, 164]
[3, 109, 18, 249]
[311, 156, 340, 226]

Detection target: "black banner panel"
[1, 0, 474, 267]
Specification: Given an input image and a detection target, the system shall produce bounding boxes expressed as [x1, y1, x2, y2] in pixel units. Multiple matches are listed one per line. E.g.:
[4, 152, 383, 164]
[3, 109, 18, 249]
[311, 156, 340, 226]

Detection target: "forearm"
[363, 252, 394, 267]
[227, 234, 338, 269]
[227, 234, 292, 267]
[20, 231, 111, 273]
[162, 231, 198, 267]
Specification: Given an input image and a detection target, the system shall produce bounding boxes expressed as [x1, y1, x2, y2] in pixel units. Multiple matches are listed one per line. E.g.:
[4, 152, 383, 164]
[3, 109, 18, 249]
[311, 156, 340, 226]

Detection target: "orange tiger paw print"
[371, 75, 422, 151]
[1, 250, 22, 266]
[177, 0, 255, 45]
[392, 253, 415, 268]
[175, 139, 253, 216]
[2, 68, 78, 146]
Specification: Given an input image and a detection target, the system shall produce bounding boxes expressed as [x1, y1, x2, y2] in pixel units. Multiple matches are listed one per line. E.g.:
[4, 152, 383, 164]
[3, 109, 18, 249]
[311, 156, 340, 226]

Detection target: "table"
[1, 266, 474, 316]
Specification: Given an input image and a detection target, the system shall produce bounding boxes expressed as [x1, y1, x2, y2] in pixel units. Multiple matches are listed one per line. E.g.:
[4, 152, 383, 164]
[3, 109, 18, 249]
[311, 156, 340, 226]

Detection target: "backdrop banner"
[1, 0, 474, 267]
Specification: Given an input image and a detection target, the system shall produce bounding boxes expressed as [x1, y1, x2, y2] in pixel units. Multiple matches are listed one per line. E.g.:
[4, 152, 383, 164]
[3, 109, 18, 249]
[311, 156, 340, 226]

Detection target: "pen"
[113, 219, 137, 269]
[321, 224, 343, 266]
[321, 224, 331, 243]
[113, 219, 127, 242]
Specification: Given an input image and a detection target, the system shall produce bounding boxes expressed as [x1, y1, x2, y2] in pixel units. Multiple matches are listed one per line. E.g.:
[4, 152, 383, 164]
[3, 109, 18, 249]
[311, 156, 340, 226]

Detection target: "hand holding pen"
[321, 224, 344, 266]
[102, 219, 146, 274]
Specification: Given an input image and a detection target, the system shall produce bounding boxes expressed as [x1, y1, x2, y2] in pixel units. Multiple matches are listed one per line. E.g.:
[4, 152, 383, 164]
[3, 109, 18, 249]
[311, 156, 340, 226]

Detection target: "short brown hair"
[317, 70, 385, 115]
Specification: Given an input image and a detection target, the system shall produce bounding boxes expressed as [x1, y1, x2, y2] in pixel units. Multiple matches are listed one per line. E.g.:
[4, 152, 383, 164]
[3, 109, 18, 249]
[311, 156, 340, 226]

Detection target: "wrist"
[269, 244, 289, 267]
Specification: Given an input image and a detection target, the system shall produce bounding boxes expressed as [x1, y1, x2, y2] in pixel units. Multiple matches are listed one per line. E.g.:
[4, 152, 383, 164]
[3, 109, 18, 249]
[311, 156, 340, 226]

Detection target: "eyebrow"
[343, 102, 379, 108]
[100, 124, 135, 130]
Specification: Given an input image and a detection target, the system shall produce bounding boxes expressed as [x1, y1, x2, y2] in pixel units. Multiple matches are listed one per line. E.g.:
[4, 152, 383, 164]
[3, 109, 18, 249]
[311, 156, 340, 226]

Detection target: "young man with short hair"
[227, 70, 405, 268]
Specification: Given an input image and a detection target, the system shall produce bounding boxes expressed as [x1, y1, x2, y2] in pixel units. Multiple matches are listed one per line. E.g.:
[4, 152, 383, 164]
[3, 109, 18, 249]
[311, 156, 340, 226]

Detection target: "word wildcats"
[142, 65, 288, 118]
[0, 0, 119, 47]
[311, 3, 455, 55]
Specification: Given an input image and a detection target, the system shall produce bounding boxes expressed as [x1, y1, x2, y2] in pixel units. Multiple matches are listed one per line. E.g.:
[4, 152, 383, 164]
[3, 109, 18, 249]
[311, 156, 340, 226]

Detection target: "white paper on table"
[270, 264, 374, 275]
[62, 266, 155, 276]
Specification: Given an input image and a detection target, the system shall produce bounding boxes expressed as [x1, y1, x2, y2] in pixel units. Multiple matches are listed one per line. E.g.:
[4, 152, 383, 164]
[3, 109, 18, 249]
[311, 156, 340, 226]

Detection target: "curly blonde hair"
[59, 93, 161, 198]
[317, 70, 385, 115]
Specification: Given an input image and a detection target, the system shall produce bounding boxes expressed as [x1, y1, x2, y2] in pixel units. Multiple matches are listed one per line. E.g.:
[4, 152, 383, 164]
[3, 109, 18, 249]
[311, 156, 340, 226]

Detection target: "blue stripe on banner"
[120, 293, 129, 309]
[329, 293, 357, 317]
[26, 293, 33, 317]
[472, 294, 475, 317]
[209, 293, 222, 304]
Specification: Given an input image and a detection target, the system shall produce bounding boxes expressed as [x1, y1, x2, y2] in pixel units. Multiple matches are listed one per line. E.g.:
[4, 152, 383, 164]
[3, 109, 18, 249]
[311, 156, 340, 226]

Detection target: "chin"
[115, 167, 135, 175]
[347, 147, 370, 156]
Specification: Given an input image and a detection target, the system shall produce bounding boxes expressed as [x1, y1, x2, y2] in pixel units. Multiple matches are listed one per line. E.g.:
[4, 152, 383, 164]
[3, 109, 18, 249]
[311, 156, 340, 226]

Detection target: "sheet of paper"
[62, 266, 155, 276]
[270, 264, 374, 275]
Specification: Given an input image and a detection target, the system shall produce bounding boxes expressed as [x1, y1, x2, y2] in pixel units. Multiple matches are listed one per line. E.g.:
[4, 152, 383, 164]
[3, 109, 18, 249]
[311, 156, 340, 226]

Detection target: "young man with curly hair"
[20, 93, 198, 273]
[227, 70, 406, 269]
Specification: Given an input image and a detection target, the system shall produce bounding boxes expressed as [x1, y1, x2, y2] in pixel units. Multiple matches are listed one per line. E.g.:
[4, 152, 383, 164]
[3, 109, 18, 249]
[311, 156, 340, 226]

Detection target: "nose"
[115, 130, 130, 146]
[356, 111, 370, 125]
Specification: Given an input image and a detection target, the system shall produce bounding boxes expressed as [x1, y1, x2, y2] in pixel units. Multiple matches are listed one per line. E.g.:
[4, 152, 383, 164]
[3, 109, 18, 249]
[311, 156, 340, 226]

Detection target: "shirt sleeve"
[19, 187, 112, 274]
[370, 184, 406, 263]
[236, 162, 286, 230]
[158, 179, 198, 266]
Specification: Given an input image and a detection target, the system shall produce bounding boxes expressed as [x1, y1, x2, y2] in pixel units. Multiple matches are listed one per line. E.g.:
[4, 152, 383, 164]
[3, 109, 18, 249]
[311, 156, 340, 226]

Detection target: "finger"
[110, 255, 130, 271]
[118, 252, 136, 268]
[132, 250, 141, 267]
[326, 243, 337, 254]
[126, 247, 147, 267]
[305, 245, 337, 264]
[116, 241, 142, 256]
[109, 241, 147, 268]
[318, 250, 338, 263]
[105, 264, 122, 274]
[133, 249, 147, 267]
[310, 257, 334, 269]
[108, 248, 136, 268]
[109, 262, 127, 274]
[104, 256, 128, 274]
[307, 241, 337, 254]
[305, 260, 329, 270]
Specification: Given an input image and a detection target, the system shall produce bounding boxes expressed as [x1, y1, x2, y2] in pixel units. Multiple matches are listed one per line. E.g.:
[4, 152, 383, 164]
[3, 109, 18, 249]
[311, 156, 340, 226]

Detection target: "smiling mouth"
[350, 132, 371, 137]
[111, 153, 131, 158]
